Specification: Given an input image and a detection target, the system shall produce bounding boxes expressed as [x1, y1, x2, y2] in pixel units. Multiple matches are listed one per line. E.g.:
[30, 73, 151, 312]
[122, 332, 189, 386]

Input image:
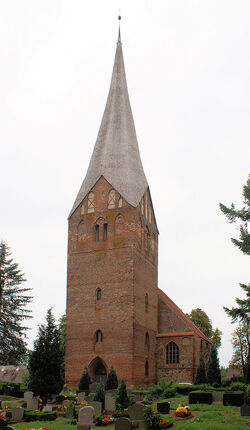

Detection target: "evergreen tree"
[207, 344, 221, 386]
[116, 378, 129, 410]
[93, 381, 105, 405]
[28, 309, 64, 404]
[195, 355, 207, 384]
[220, 174, 250, 382]
[105, 365, 118, 390]
[0, 241, 32, 364]
[187, 308, 222, 348]
[58, 313, 66, 379]
[78, 365, 92, 391]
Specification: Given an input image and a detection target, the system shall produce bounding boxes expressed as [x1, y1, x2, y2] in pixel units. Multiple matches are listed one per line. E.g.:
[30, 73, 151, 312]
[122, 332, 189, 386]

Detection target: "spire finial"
[118, 12, 121, 44]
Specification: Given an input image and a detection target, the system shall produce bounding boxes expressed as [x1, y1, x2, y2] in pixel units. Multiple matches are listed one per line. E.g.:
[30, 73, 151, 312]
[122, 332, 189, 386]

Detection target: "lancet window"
[145, 293, 148, 313]
[96, 288, 101, 301]
[166, 342, 179, 364]
[145, 360, 149, 377]
[95, 329, 103, 343]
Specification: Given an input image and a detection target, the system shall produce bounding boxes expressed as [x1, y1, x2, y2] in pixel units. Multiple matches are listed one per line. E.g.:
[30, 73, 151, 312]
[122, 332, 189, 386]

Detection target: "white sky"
[1, 1, 249, 368]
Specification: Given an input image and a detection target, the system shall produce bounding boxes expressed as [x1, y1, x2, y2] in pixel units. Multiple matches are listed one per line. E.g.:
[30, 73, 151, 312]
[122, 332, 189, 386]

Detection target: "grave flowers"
[174, 403, 191, 418]
[95, 414, 115, 426]
[0, 412, 7, 428]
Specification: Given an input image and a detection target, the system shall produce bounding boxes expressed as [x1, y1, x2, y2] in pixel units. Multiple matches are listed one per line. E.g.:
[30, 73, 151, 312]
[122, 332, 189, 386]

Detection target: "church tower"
[65, 29, 159, 386]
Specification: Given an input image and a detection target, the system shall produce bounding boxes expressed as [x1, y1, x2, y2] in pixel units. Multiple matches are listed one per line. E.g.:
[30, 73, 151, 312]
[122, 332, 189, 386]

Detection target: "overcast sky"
[1, 1, 249, 368]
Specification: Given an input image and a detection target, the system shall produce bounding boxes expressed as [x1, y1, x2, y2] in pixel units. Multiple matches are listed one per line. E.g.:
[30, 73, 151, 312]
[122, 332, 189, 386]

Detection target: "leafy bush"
[131, 390, 149, 396]
[189, 391, 213, 404]
[223, 391, 245, 406]
[144, 406, 161, 429]
[229, 382, 246, 392]
[148, 380, 176, 399]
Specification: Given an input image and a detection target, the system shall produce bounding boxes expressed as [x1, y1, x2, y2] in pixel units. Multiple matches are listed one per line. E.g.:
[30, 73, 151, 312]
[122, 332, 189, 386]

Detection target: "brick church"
[65, 29, 211, 387]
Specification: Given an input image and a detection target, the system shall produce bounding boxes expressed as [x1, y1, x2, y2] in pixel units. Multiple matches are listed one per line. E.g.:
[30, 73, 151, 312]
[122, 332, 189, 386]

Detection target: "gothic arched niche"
[88, 356, 107, 383]
[77, 221, 86, 242]
[115, 214, 124, 235]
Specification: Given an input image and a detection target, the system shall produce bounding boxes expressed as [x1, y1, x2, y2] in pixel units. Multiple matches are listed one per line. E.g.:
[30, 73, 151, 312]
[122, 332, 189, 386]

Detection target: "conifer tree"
[93, 381, 105, 405]
[0, 241, 32, 364]
[195, 355, 207, 384]
[116, 378, 129, 410]
[78, 365, 92, 391]
[207, 344, 221, 386]
[28, 309, 64, 405]
[105, 365, 118, 390]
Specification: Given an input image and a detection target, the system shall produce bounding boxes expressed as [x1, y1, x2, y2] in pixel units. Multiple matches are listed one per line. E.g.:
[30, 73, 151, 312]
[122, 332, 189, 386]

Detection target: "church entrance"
[89, 357, 107, 383]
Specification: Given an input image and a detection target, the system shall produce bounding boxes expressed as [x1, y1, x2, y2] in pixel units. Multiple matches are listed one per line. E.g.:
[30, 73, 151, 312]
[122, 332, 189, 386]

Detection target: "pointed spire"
[69, 27, 148, 217]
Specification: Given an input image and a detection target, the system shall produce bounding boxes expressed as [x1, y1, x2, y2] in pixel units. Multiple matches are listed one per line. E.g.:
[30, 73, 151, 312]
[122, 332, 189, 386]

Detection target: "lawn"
[5, 394, 250, 429]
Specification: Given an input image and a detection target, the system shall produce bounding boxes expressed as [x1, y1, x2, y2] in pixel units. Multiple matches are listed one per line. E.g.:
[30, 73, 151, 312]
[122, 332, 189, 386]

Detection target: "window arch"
[108, 190, 116, 209]
[88, 192, 95, 213]
[81, 203, 85, 215]
[145, 293, 148, 313]
[95, 329, 103, 343]
[103, 223, 108, 240]
[118, 197, 123, 208]
[77, 221, 86, 242]
[95, 224, 99, 241]
[96, 288, 101, 301]
[166, 342, 179, 364]
[145, 360, 149, 377]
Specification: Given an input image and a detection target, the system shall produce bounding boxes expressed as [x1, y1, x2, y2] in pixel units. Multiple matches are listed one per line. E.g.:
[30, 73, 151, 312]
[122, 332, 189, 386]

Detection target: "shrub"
[229, 382, 246, 392]
[195, 356, 207, 384]
[94, 382, 105, 405]
[24, 410, 57, 421]
[105, 366, 118, 390]
[176, 384, 201, 395]
[207, 345, 221, 386]
[144, 406, 161, 429]
[78, 365, 92, 392]
[189, 391, 213, 404]
[223, 391, 245, 406]
[148, 379, 176, 399]
[116, 379, 129, 410]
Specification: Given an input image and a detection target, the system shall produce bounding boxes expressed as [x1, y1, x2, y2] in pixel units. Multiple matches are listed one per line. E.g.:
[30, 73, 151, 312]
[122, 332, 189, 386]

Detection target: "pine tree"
[0, 241, 32, 364]
[116, 378, 129, 410]
[78, 365, 92, 391]
[207, 344, 221, 386]
[28, 309, 64, 404]
[220, 174, 250, 382]
[195, 355, 207, 384]
[105, 365, 118, 390]
[93, 381, 105, 405]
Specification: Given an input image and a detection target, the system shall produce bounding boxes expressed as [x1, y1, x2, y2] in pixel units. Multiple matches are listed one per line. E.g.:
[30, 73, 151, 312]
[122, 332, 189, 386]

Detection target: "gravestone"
[24, 391, 33, 402]
[89, 383, 98, 393]
[115, 417, 132, 430]
[128, 403, 146, 421]
[43, 405, 53, 411]
[88, 400, 102, 415]
[67, 406, 75, 419]
[105, 389, 118, 397]
[63, 399, 71, 408]
[157, 402, 170, 414]
[77, 406, 94, 430]
[78, 392, 86, 402]
[241, 403, 250, 416]
[27, 398, 38, 410]
[11, 407, 24, 422]
[105, 394, 116, 412]
[212, 391, 224, 402]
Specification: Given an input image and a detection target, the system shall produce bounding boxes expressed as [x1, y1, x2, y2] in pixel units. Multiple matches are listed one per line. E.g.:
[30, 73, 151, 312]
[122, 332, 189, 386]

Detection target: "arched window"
[95, 224, 99, 241]
[108, 190, 116, 209]
[145, 332, 149, 350]
[149, 208, 152, 224]
[96, 288, 101, 301]
[81, 203, 85, 215]
[95, 329, 103, 343]
[145, 360, 149, 377]
[77, 221, 86, 242]
[118, 197, 123, 208]
[145, 293, 148, 313]
[88, 192, 95, 213]
[115, 214, 124, 235]
[141, 197, 144, 215]
[103, 223, 108, 240]
[166, 342, 179, 364]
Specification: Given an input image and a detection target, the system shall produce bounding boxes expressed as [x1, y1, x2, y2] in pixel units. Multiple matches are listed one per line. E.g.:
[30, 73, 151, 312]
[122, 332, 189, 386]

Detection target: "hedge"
[189, 391, 213, 404]
[24, 410, 57, 421]
[223, 391, 245, 407]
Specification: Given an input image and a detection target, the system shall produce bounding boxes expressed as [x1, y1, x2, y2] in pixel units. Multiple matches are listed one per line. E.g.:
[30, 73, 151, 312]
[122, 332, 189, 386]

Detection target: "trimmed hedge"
[189, 391, 213, 405]
[176, 385, 202, 395]
[223, 391, 245, 406]
[24, 410, 57, 421]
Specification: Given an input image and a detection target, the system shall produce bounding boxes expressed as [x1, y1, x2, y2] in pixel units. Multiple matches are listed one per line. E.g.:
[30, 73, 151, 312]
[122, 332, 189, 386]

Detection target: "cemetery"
[0, 374, 250, 429]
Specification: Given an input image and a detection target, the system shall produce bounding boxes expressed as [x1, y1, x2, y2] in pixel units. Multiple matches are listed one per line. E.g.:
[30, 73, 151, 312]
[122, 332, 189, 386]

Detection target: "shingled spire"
[69, 29, 148, 217]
